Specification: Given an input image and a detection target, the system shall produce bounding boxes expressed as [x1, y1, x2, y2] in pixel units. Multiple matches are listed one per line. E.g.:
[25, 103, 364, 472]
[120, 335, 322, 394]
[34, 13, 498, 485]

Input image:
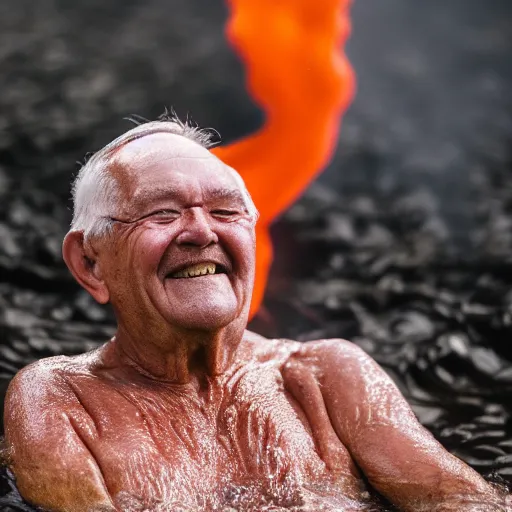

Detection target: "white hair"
[70, 114, 258, 239]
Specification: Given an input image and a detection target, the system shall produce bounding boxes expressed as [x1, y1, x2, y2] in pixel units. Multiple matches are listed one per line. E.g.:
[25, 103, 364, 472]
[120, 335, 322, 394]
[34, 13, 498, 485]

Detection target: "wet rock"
[388, 311, 435, 344]
[470, 347, 504, 376]
[496, 366, 512, 383]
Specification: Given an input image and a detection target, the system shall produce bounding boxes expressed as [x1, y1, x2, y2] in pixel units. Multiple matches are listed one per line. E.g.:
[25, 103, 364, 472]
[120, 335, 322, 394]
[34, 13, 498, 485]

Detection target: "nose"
[175, 207, 219, 248]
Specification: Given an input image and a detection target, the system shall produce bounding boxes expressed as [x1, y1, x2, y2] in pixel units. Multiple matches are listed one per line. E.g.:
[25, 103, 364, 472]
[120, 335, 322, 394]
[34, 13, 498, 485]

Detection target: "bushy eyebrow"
[129, 186, 247, 211]
[208, 188, 246, 205]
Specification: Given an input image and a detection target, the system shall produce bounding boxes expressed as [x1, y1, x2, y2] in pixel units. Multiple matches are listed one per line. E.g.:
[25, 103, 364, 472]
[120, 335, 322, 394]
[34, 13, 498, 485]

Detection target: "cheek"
[222, 225, 256, 274]
[123, 228, 173, 275]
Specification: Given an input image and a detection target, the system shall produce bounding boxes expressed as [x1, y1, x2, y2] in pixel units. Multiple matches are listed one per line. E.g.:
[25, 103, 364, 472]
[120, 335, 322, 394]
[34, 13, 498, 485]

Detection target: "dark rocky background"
[1, 0, 512, 508]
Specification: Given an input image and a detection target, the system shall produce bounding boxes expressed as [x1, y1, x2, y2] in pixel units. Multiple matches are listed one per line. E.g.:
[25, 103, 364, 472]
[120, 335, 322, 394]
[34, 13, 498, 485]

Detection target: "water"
[0, 466, 394, 511]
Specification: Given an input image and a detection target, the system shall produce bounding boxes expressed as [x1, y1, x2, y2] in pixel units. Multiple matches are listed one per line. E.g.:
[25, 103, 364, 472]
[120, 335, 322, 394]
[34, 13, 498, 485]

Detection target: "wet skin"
[4, 132, 510, 511]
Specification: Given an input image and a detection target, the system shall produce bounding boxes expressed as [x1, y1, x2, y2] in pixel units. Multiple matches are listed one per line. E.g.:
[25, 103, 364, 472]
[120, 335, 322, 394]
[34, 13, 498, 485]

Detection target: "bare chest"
[73, 363, 368, 510]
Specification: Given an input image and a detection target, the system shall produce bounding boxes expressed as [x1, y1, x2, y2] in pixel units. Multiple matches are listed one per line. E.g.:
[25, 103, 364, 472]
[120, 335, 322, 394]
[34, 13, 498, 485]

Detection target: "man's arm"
[4, 359, 116, 512]
[294, 339, 509, 511]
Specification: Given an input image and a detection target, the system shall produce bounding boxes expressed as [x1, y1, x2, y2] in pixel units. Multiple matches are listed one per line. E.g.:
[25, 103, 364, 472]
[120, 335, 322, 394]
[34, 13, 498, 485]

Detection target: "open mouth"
[167, 262, 228, 279]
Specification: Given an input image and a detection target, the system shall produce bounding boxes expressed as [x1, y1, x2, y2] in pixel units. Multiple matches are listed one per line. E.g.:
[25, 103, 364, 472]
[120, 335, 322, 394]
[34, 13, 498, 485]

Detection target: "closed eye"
[108, 209, 180, 225]
[145, 209, 181, 222]
[211, 209, 240, 217]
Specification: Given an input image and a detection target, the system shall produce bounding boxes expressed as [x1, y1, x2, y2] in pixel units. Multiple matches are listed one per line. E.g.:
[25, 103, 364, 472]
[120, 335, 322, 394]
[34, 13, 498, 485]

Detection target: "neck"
[111, 320, 245, 384]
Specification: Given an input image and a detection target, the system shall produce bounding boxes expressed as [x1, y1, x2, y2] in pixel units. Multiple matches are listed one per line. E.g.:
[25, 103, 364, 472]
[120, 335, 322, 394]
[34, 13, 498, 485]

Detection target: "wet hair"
[70, 110, 257, 239]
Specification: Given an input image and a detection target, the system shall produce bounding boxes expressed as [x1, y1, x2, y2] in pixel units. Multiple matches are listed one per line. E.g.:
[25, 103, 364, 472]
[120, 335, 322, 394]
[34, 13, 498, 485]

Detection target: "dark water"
[1, 0, 512, 509]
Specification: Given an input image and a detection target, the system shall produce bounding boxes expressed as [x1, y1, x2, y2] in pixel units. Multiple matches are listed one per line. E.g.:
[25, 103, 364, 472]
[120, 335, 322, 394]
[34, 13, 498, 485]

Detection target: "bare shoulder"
[4, 357, 73, 458]
[297, 337, 366, 358]
[287, 338, 411, 419]
[284, 337, 375, 379]
[5, 352, 115, 511]
[241, 329, 304, 364]
[6, 350, 98, 404]
[4, 348, 106, 440]
[240, 332, 373, 377]
[7, 355, 77, 406]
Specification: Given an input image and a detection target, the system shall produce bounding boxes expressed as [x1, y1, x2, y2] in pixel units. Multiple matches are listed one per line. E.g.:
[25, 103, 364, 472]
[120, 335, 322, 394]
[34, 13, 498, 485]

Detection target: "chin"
[169, 303, 240, 331]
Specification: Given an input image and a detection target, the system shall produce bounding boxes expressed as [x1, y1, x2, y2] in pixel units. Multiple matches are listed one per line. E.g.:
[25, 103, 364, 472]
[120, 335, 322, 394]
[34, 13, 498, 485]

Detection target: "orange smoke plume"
[212, 0, 355, 318]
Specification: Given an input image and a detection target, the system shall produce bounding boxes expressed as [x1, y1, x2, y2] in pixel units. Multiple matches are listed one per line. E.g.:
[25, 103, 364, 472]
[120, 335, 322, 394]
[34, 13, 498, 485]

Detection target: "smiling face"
[95, 133, 256, 335]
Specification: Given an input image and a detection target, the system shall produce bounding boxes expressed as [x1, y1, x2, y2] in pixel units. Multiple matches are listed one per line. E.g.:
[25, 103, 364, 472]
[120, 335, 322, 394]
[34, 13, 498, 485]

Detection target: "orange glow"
[212, 0, 355, 317]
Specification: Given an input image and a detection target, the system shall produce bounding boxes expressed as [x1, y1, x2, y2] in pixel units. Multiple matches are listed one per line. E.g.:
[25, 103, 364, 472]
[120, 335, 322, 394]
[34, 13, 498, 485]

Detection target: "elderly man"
[4, 117, 510, 512]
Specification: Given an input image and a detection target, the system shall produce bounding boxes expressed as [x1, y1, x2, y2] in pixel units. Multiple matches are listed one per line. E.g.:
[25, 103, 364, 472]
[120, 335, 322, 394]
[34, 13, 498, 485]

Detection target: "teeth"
[171, 263, 216, 278]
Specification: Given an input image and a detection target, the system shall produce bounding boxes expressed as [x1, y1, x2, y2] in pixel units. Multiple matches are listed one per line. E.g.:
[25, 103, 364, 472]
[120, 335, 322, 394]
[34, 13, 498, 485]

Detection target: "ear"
[62, 231, 110, 304]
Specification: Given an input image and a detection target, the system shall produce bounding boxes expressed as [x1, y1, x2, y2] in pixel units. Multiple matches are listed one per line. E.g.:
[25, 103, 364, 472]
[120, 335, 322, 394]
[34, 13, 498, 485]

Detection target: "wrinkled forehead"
[106, 132, 243, 206]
